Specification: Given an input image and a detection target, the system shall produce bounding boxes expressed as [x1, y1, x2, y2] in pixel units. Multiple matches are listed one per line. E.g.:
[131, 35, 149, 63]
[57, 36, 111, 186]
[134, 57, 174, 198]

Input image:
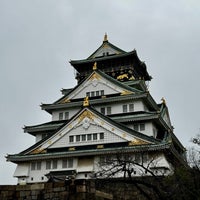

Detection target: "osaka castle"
[7, 34, 186, 185]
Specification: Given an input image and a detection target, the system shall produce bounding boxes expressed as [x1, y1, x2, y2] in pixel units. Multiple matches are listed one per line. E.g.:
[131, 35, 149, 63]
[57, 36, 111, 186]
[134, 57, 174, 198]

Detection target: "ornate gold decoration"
[120, 90, 133, 96]
[60, 98, 71, 104]
[117, 74, 129, 80]
[128, 139, 149, 146]
[112, 128, 115, 131]
[129, 76, 135, 80]
[89, 73, 100, 81]
[161, 97, 166, 105]
[78, 110, 95, 123]
[101, 121, 104, 125]
[97, 145, 104, 149]
[101, 95, 106, 98]
[69, 147, 75, 151]
[48, 140, 52, 144]
[122, 133, 127, 138]
[104, 33, 108, 42]
[30, 148, 46, 154]
[83, 96, 89, 107]
[68, 124, 72, 129]
[93, 62, 97, 70]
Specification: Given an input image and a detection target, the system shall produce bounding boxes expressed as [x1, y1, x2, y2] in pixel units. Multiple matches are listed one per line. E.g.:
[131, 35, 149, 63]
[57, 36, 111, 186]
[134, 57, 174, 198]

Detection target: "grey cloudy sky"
[0, 0, 200, 184]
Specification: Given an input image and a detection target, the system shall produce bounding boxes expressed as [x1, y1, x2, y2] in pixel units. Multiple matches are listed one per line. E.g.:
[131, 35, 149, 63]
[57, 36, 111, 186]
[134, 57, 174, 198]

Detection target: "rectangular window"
[99, 132, 104, 140]
[64, 112, 69, 120]
[36, 162, 41, 170]
[140, 123, 145, 131]
[31, 162, 36, 171]
[59, 112, 63, 120]
[46, 160, 51, 170]
[87, 134, 92, 141]
[62, 160, 68, 168]
[81, 135, 86, 141]
[68, 158, 73, 168]
[129, 104, 134, 112]
[69, 136, 74, 143]
[91, 91, 95, 97]
[100, 90, 104, 96]
[96, 91, 99, 96]
[52, 160, 57, 169]
[100, 107, 105, 115]
[86, 92, 90, 97]
[107, 107, 111, 115]
[62, 159, 73, 168]
[76, 135, 80, 142]
[133, 124, 139, 131]
[123, 105, 128, 113]
[93, 133, 97, 140]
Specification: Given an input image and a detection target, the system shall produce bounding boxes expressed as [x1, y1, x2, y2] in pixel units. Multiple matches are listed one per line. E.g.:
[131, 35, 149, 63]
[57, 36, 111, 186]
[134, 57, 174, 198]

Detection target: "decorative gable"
[27, 108, 152, 154]
[59, 70, 135, 103]
[87, 34, 125, 59]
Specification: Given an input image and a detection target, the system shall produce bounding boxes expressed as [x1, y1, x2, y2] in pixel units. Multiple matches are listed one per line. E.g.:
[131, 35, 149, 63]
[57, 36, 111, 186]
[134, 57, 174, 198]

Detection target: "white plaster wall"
[50, 124, 126, 149]
[72, 81, 119, 99]
[27, 158, 78, 183]
[52, 108, 79, 121]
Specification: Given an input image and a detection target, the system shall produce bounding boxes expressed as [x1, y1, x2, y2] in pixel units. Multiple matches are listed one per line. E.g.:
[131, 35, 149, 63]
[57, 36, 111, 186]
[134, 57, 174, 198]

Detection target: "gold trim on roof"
[83, 96, 89, 107]
[117, 74, 129, 80]
[60, 98, 71, 104]
[93, 62, 97, 70]
[104, 33, 108, 42]
[78, 110, 95, 123]
[89, 73, 101, 81]
[120, 90, 133, 95]
[128, 139, 149, 146]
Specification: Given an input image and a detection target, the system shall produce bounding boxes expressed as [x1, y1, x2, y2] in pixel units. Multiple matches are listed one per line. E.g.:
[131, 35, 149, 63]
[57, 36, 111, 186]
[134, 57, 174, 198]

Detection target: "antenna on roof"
[103, 33, 108, 42]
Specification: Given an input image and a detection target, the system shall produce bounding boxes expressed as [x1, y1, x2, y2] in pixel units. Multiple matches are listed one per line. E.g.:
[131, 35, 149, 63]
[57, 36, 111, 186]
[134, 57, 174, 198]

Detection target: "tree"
[95, 149, 200, 200]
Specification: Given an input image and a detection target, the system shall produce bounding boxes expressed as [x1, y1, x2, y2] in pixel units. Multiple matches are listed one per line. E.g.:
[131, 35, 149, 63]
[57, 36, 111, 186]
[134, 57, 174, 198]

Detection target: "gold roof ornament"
[161, 97, 166, 105]
[83, 96, 89, 107]
[93, 62, 97, 70]
[103, 33, 108, 42]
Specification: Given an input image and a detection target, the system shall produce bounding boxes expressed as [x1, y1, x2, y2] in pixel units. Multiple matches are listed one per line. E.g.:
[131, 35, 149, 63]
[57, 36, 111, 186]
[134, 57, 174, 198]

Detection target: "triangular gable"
[27, 107, 154, 155]
[87, 35, 126, 59]
[58, 69, 140, 103]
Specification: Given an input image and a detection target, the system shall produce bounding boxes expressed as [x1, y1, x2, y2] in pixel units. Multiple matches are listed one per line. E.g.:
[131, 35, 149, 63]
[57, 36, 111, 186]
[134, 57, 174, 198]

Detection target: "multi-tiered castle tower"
[7, 35, 186, 185]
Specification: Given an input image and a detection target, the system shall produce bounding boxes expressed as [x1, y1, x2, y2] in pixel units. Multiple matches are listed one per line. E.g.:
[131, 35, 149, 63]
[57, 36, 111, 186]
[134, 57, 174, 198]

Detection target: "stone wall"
[0, 180, 113, 200]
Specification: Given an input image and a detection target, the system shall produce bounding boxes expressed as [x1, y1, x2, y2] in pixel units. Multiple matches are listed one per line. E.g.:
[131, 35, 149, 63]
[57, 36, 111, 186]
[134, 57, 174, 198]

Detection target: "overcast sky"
[0, 0, 200, 184]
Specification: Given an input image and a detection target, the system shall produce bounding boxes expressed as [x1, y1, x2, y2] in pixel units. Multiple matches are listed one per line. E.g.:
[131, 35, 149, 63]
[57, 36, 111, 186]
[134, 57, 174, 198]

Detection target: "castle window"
[100, 107, 112, 115]
[93, 133, 97, 140]
[86, 92, 90, 97]
[62, 158, 73, 168]
[46, 160, 51, 170]
[52, 160, 57, 169]
[69, 136, 74, 143]
[91, 91, 95, 97]
[133, 123, 145, 131]
[123, 104, 134, 113]
[100, 132, 104, 140]
[65, 112, 69, 120]
[31, 162, 36, 171]
[123, 105, 128, 113]
[100, 107, 105, 115]
[87, 134, 92, 141]
[140, 123, 145, 131]
[59, 112, 63, 120]
[129, 104, 134, 112]
[81, 135, 86, 141]
[100, 90, 104, 96]
[37, 162, 41, 170]
[96, 91, 99, 96]
[76, 135, 80, 142]
[31, 162, 41, 171]
[107, 107, 111, 115]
